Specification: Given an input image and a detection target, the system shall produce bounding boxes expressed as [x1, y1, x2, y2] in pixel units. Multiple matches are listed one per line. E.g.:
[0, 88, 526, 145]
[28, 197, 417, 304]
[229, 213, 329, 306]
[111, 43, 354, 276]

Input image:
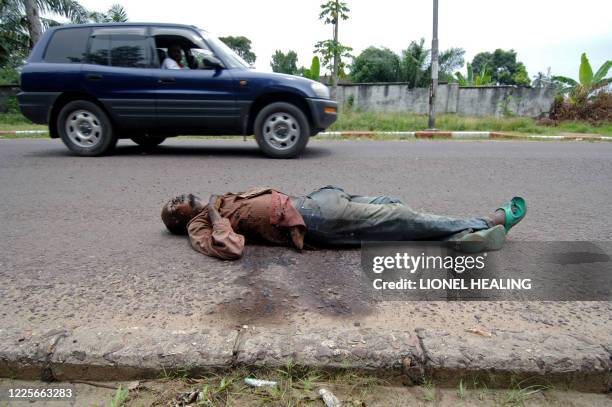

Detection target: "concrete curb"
[317, 131, 612, 141]
[1, 326, 609, 391]
[0, 130, 48, 135]
[1, 130, 611, 142]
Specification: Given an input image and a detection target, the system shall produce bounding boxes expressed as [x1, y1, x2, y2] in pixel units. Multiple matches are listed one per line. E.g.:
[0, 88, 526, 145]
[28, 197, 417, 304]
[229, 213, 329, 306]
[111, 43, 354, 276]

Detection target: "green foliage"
[301, 56, 321, 81]
[500, 95, 515, 117]
[552, 53, 611, 105]
[438, 47, 466, 82]
[314, 39, 352, 77]
[400, 38, 429, 88]
[348, 40, 464, 86]
[88, 4, 128, 23]
[471, 49, 530, 85]
[270, 50, 298, 75]
[0, 65, 20, 85]
[109, 385, 129, 407]
[315, 0, 352, 80]
[0, 0, 128, 67]
[455, 63, 494, 86]
[350, 47, 401, 83]
[219, 36, 256, 64]
[329, 111, 612, 135]
[319, 0, 350, 24]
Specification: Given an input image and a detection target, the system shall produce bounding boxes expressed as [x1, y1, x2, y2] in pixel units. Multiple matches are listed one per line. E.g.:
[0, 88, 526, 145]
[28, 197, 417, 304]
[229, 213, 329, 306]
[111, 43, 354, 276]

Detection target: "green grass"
[0, 113, 47, 132]
[330, 110, 612, 136]
[92, 385, 129, 407]
[2, 109, 611, 138]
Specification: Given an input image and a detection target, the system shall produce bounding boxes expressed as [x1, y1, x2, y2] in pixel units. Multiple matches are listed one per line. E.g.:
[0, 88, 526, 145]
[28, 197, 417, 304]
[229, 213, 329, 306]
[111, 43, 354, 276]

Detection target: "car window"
[87, 34, 150, 68]
[44, 27, 91, 63]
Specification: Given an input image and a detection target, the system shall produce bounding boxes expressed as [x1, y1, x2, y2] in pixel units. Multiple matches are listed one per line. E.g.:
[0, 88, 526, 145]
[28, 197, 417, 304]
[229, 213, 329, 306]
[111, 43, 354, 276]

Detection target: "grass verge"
[330, 110, 612, 136]
[2, 110, 610, 138]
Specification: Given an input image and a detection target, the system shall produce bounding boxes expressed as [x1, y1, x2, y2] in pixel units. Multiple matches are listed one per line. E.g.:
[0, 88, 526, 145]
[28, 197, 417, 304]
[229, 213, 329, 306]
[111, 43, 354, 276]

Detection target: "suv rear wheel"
[57, 100, 116, 156]
[254, 102, 310, 158]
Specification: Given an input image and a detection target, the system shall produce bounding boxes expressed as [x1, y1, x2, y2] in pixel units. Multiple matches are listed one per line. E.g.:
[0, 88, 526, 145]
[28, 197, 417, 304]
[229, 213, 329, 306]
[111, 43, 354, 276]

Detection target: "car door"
[81, 27, 157, 129]
[151, 27, 239, 133]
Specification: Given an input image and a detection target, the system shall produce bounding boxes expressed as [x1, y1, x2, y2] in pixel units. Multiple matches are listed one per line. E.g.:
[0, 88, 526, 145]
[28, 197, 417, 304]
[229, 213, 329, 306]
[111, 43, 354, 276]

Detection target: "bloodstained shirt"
[187, 188, 306, 260]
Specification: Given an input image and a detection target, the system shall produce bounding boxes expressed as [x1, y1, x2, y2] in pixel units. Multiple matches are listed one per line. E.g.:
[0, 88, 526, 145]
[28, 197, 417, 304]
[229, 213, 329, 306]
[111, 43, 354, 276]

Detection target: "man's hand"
[208, 195, 222, 224]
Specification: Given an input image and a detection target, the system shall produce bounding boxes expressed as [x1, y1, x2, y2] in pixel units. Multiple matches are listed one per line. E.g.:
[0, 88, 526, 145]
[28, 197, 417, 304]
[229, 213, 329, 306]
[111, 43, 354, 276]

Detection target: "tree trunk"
[332, 8, 339, 100]
[24, 0, 44, 49]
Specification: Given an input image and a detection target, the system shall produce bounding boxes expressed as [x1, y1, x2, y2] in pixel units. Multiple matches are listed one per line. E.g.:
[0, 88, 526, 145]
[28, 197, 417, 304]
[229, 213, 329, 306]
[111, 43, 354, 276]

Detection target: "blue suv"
[18, 23, 338, 158]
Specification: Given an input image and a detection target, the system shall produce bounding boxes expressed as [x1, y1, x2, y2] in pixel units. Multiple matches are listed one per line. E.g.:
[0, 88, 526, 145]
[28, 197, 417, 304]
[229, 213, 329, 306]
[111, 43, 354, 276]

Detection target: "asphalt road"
[1, 138, 611, 347]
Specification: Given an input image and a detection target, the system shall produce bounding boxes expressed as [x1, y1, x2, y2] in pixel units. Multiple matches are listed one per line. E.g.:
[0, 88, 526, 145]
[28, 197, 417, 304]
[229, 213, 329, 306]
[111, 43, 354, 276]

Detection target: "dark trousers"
[297, 186, 491, 246]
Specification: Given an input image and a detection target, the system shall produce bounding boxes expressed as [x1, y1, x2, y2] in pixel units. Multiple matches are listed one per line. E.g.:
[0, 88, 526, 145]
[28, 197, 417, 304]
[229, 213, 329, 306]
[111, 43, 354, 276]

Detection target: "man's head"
[168, 44, 183, 64]
[161, 194, 205, 235]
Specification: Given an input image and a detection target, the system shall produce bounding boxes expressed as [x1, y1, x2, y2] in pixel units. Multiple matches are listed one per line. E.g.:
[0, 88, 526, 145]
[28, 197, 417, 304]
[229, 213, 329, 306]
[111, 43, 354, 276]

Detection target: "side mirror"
[201, 55, 224, 70]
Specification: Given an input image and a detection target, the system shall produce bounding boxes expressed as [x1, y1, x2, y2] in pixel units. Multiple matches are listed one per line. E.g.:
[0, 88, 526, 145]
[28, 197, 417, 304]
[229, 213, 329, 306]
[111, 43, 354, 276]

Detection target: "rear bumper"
[17, 92, 60, 124]
[306, 98, 338, 131]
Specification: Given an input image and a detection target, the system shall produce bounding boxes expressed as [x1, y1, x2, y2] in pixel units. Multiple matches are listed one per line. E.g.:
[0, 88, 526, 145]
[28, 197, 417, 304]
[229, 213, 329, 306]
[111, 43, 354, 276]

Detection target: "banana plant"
[455, 63, 493, 86]
[302, 56, 321, 81]
[552, 53, 611, 103]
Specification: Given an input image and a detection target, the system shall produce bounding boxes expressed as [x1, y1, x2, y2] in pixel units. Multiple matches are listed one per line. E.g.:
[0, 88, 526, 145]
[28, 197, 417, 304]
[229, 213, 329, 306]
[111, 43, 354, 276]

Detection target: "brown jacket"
[187, 188, 306, 260]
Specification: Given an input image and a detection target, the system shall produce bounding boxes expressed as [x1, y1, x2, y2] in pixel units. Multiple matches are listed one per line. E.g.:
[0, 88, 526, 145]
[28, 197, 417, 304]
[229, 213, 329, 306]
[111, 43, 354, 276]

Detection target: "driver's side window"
[152, 31, 218, 70]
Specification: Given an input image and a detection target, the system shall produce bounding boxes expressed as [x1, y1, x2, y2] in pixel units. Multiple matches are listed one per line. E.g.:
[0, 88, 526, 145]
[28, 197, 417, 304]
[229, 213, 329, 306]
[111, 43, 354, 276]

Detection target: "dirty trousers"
[295, 186, 491, 246]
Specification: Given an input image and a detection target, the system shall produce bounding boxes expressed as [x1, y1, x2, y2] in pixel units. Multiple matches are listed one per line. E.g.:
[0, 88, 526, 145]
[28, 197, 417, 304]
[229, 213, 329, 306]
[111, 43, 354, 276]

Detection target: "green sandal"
[497, 196, 527, 232]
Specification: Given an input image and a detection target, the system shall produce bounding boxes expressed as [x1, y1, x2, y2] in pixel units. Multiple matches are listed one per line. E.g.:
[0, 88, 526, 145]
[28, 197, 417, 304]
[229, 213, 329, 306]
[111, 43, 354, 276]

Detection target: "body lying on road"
[161, 186, 526, 260]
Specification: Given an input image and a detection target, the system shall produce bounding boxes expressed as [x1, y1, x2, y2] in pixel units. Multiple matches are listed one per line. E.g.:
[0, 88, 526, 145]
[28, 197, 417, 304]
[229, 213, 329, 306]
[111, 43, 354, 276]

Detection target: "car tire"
[130, 136, 167, 148]
[57, 100, 117, 156]
[254, 102, 310, 158]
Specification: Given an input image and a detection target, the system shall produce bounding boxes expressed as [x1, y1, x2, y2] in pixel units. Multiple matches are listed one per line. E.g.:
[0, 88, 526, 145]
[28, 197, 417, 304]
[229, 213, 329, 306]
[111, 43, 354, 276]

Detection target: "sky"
[71, 0, 611, 80]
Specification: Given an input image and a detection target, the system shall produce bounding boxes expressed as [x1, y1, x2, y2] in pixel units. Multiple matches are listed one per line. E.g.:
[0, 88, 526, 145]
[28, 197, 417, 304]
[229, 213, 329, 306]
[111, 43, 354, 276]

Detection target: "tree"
[552, 53, 611, 104]
[20, 0, 88, 47]
[219, 36, 256, 64]
[270, 50, 298, 75]
[1, 0, 126, 65]
[399, 38, 429, 88]
[314, 39, 352, 81]
[301, 56, 320, 81]
[455, 63, 494, 86]
[532, 67, 552, 88]
[315, 0, 351, 97]
[471, 49, 530, 86]
[438, 47, 465, 83]
[88, 4, 128, 23]
[350, 47, 400, 83]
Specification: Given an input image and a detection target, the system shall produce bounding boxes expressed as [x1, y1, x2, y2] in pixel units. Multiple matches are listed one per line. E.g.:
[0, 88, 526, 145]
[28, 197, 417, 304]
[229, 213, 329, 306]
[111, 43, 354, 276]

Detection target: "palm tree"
[1, 0, 88, 52]
[552, 53, 611, 104]
[400, 38, 429, 88]
[88, 4, 128, 23]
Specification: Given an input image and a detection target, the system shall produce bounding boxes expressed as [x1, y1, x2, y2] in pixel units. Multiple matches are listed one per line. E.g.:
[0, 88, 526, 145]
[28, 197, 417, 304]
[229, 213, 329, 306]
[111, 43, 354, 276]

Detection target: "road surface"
[0, 138, 610, 385]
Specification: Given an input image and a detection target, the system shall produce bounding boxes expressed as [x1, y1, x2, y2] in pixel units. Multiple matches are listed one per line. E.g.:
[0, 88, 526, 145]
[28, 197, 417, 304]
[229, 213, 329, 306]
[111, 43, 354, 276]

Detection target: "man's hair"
[161, 195, 195, 235]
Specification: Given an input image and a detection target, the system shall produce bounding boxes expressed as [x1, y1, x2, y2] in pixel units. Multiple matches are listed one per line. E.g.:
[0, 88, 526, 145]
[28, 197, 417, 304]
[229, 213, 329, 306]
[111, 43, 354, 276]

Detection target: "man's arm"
[161, 58, 181, 70]
[187, 197, 245, 260]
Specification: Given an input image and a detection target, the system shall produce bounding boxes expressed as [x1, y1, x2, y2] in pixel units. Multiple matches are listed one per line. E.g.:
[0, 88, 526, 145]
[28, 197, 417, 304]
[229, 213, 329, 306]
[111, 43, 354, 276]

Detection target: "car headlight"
[310, 82, 330, 99]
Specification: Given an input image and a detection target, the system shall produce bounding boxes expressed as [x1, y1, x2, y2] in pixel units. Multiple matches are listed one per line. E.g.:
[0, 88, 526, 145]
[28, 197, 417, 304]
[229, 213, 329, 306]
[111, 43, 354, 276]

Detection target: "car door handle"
[158, 77, 176, 84]
[86, 74, 103, 81]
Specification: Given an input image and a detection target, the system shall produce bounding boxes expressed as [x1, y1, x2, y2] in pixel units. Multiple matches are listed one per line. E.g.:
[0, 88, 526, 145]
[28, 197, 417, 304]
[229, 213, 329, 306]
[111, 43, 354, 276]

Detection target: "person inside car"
[161, 186, 527, 260]
[161, 44, 186, 69]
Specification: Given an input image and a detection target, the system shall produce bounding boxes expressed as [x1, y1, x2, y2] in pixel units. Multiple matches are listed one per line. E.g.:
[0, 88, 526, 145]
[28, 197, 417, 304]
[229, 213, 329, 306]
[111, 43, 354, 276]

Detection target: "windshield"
[199, 30, 251, 69]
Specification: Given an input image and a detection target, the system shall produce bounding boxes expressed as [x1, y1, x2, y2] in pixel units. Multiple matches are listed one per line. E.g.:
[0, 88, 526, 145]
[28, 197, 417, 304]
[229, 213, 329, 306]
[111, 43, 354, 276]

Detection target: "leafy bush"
[549, 92, 612, 123]
[0, 66, 20, 85]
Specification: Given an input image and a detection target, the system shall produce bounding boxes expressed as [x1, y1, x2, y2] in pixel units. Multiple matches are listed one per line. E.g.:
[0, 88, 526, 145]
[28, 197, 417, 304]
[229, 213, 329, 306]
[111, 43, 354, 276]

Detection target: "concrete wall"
[337, 83, 556, 117]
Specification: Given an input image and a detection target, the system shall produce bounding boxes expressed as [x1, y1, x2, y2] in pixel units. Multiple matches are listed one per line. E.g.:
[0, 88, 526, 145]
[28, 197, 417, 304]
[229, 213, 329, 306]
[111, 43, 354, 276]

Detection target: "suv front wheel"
[57, 100, 117, 156]
[254, 102, 310, 158]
